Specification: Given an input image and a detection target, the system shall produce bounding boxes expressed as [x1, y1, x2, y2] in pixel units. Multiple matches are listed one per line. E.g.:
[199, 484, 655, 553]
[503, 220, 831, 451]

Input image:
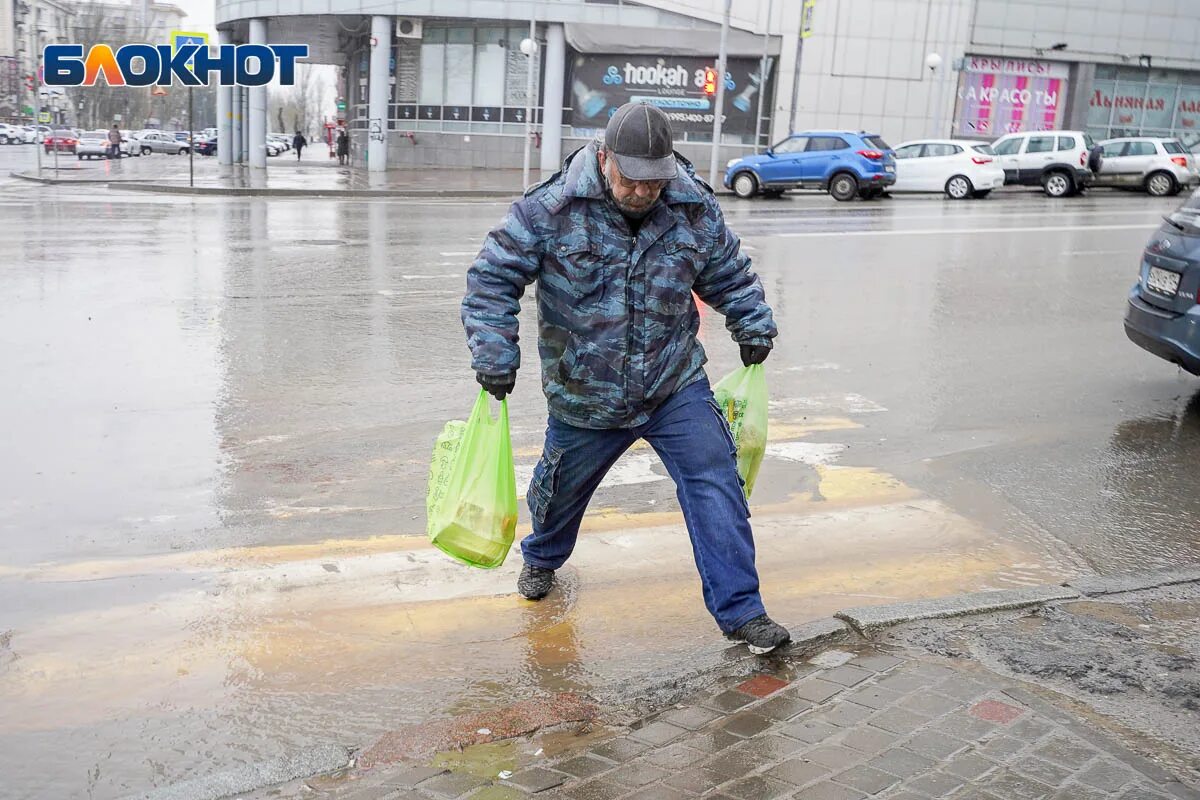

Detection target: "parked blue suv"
[1124, 189, 1200, 375]
[724, 131, 897, 201]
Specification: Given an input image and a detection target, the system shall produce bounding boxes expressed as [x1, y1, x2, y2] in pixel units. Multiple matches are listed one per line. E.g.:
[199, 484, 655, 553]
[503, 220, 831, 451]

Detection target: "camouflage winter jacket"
[461, 141, 776, 429]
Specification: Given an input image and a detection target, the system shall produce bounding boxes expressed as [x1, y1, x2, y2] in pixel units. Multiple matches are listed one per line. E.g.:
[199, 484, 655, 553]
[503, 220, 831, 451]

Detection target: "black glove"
[740, 344, 771, 367]
[477, 371, 516, 401]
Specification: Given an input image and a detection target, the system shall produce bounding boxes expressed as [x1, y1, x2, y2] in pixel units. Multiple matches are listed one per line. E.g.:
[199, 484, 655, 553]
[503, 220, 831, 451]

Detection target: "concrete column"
[241, 87, 250, 162]
[217, 31, 233, 165]
[218, 84, 233, 165]
[367, 15, 391, 172]
[248, 18, 268, 169]
[231, 80, 243, 163]
[539, 22, 566, 176]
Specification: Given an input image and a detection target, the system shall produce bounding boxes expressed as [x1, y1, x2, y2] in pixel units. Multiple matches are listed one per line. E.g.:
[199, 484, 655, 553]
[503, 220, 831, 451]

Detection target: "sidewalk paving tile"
[561, 778, 627, 800]
[502, 766, 567, 792]
[720, 774, 795, 800]
[590, 737, 652, 764]
[418, 771, 490, 798]
[766, 757, 834, 787]
[866, 708, 929, 735]
[791, 781, 867, 800]
[702, 690, 758, 713]
[1050, 783, 1111, 800]
[977, 735, 1028, 760]
[754, 694, 814, 721]
[829, 765, 900, 794]
[642, 743, 708, 770]
[836, 725, 900, 755]
[866, 747, 935, 778]
[792, 678, 848, 704]
[718, 712, 775, 739]
[1011, 756, 1074, 786]
[935, 713, 998, 741]
[897, 692, 963, 718]
[627, 721, 689, 747]
[875, 673, 936, 694]
[625, 785, 691, 800]
[466, 787, 529, 800]
[967, 699, 1024, 724]
[903, 770, 965, 797]
[391, 766, 449, 788]
[1032, 736, 1099, 768]
[554, 756, 612, 780]
[607, 760, 670, 788]
[733, 734, 805, 761]
[780, 718, 840, 744]
[659, 705, 723, 730]
[940, 752, 999, 781]
[901, 730, 970, 760]
[799, 745, 863, 771]
[842, 686, 904, 710]
[984, 770, 1056, 800]
[847, 654, 905, 672]
[663, 770, 717, 794]
[820, 666, 875, 688]
[1075, 759, 1140, 790]
[736, 675, 791, 698]
[684, 729, 743, 754]
[814, 701, 875, 728]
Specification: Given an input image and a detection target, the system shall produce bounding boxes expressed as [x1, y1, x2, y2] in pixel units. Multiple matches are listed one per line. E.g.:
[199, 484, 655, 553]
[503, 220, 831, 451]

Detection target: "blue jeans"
[522, 378, 766, 633]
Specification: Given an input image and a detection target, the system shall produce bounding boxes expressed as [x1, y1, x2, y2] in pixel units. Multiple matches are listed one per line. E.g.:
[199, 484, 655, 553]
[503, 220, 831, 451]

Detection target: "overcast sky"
[172, 0, 216, 38]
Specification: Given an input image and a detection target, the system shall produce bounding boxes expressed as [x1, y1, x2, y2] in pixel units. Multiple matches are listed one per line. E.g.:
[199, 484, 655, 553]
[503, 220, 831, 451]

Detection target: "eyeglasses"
[608, 169, 669, 193]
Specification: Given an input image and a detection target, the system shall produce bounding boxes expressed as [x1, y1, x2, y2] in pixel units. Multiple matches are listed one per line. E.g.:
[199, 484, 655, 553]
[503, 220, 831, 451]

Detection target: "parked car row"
[724, 129, 1200, 202]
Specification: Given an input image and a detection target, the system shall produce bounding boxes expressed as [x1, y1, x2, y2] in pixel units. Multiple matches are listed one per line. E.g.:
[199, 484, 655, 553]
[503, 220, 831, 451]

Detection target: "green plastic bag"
[712, 363, 769, 499]
[426, 390, 518, 568]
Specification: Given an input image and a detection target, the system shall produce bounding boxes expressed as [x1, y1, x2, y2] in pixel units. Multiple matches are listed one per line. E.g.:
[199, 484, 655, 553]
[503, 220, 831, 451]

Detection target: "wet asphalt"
[2, 145, 1199, 798]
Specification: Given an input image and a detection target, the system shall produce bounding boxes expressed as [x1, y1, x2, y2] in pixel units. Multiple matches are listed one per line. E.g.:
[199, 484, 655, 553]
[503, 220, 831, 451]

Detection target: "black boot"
[517, 564, 555, 600]
[727, 614, 791, 655]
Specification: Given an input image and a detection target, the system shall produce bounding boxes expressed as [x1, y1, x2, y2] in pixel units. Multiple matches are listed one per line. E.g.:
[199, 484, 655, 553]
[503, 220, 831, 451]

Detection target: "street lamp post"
[520, 27, 538, 190]
[926, 52, 944, 137]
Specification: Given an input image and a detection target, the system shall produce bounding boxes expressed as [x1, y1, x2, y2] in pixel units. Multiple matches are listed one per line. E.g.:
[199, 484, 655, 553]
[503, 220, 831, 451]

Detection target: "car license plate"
[1147, 266, 1181, 296]
[884, 165, 895, 173]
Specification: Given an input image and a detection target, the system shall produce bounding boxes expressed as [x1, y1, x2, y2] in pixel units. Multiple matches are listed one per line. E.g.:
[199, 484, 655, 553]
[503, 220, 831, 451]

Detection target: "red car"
[43, 131, 78, 153]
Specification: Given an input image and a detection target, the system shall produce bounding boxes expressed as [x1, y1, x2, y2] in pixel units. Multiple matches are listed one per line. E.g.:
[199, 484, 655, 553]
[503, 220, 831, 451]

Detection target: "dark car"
[1124, 189, 1200, 374]
[195, 138, 217, 156]
[723, 131, 897, 201]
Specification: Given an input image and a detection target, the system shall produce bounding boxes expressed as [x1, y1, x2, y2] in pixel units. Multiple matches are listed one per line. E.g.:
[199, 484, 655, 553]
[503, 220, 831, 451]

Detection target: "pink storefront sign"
[956, 56, 1070, 137]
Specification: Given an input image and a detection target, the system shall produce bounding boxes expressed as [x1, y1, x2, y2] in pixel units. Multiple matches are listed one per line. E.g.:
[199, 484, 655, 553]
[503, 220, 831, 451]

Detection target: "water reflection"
[1100, 390, 1200, 567]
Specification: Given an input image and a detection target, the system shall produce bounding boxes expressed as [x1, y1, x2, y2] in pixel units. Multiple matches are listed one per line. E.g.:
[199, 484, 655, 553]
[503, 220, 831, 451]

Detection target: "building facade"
[2, 0, 187, 125]
[210, 0, 1200, 173]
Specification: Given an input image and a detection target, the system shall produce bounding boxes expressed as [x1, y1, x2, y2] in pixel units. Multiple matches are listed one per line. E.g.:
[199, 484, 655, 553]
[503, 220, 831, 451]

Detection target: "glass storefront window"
[420, 27, 445, 105]
[474, 27, 506, 107]
[445, 28, 474, 105]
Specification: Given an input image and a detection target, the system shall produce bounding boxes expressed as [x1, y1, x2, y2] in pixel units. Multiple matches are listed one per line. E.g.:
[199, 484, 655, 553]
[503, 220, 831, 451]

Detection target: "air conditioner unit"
[395, 18, 422, 39]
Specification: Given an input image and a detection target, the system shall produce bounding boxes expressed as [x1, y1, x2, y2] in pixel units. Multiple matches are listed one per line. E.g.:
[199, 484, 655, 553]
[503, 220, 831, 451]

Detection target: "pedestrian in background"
[107, 125, 122, 159]
[292, 130, 306, 161]
[461, 102, 790, 655]
[336, 129, 349, 166]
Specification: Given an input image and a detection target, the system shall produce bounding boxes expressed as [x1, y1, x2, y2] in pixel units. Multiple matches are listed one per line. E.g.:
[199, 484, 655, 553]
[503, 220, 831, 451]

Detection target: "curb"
[10, 170, 126, 185]
[127, 743, 351, 800]
[106, 182, 520, 199]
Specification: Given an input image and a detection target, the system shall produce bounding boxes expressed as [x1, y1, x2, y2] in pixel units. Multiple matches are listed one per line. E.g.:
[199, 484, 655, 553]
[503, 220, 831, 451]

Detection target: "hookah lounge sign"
[567, 53, 773, 136]
[955, 56, 1070, 137]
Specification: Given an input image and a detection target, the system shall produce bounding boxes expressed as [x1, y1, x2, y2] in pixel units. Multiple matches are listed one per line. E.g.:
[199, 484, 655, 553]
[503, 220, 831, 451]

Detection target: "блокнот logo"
[42, 43, 309, 87]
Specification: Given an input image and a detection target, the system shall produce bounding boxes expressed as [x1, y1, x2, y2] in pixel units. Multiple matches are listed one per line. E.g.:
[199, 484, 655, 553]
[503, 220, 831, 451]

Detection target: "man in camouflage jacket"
[462, 102, 790, 653]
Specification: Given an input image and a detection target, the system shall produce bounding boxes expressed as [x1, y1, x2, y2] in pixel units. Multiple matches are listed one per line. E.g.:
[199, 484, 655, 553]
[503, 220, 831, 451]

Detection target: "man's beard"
[602, 161, 657, 219]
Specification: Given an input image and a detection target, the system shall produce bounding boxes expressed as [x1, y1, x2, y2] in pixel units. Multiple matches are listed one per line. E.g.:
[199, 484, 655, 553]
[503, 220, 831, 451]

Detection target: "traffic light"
[25, 74, 35, 92]
[703, 67, 717, 96]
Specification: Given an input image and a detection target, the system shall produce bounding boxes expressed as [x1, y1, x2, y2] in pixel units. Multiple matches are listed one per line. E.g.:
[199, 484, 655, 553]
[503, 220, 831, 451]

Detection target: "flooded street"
[2, 161, 1197, 798]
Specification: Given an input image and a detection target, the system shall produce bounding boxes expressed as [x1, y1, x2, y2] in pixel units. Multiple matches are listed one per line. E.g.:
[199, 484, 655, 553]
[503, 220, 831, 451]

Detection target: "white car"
[118, 130, 141, 157]
[76, 130, 118, 159]
[1095, 137, 1199, 197]
[891, 139, 1006, 199]
[0, 123, 23, 145]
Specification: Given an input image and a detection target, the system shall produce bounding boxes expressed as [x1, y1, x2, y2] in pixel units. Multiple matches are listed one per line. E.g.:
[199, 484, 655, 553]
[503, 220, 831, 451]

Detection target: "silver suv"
[1095, 137, 1199, 197]
[135, 130, 190, 155]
